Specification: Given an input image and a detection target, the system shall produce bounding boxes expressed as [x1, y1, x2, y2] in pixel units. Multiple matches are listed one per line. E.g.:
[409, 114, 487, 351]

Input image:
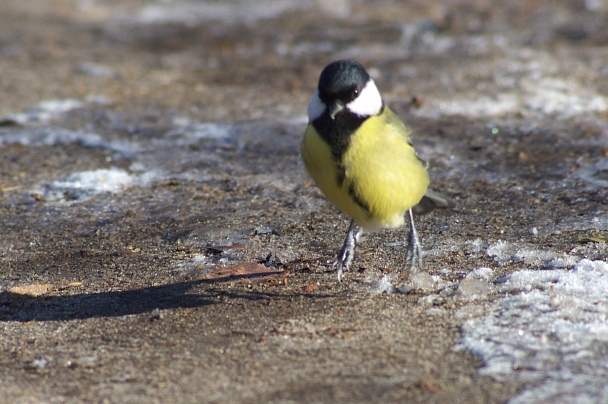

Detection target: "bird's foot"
[333, 220, 360, 281]
[405, 209, 422, 272]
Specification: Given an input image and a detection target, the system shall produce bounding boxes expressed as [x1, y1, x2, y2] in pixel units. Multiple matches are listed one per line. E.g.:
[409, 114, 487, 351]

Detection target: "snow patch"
[457, 259, 608, 403]
[2, 98, 106, 125]
[419, 65, 608, 118]
[37, 168, 135, 203]
[486, 240, 577, 268]
[132, 0, 315, 25]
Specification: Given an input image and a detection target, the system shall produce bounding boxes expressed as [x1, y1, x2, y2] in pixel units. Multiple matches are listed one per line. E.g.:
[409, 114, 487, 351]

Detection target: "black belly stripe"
[336, 168, 345, 187]
[313, 108, 375, 217]
[348, 183, 371, 215]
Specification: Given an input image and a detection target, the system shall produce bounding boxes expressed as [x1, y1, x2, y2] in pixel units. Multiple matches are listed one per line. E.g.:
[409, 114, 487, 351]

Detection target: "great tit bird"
[301, 59, 453, 281]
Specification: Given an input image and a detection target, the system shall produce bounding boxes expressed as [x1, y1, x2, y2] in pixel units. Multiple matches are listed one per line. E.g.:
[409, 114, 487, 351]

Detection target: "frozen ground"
[1, 1, 608, 403]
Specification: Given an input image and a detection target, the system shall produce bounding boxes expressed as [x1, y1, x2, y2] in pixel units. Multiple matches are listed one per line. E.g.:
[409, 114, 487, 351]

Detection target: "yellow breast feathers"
[301, 107, 429, 231]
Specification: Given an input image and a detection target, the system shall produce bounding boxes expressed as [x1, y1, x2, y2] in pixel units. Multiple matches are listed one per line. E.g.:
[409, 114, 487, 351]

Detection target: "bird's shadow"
[0, 280, 212, 322]
[0, 268, 339, 322]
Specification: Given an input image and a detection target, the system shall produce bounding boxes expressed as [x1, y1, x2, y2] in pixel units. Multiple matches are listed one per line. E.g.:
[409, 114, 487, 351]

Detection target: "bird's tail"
[412, 189, 455, 215]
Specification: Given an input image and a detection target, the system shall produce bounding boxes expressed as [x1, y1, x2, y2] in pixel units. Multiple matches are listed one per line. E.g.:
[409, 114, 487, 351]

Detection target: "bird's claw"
[334, 219, 360, 281]
[334, 244, 354, 282]
[405, 209, 422, 272]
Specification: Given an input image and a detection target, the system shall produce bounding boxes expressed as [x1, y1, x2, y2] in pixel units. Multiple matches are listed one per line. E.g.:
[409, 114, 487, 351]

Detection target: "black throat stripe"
[312, 110, 374, 216]
[312, 111, 367, 162]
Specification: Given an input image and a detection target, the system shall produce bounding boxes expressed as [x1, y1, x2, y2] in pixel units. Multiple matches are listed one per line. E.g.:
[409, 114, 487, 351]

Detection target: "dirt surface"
[1, 1, 608, 403]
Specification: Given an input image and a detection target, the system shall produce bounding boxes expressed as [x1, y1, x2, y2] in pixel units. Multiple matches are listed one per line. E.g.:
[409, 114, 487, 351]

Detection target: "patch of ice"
[456, 278, 495, 301]
[466, 267, 494, 282]
[424, 94, 519, 118]
[586, 0, 608, 11]
[0, 128, 103, 148]
[455, 268, 495, 300]
[368, 274, 397, 294]
[174, 254, 210, 274]
[571, 158, 608, 188]
[168, 120, 235, 145]
[486, 240, 576, 268]
[12, 99, 84, 124]
[38, 168, 135, 203]
[132, 0, 315, 25]
[0, 128, 144, 159]
[418, 54, 608, 119]
[365, 273, 413, 294]
[431, 76, 608, 118]
[523, 77, 608, 116]
[2, 98, 107, 125]
[457, 259, 608, 403]
[466, 238, 485, 255]
[494, 269, 564, 292]
[77, 62, 117, 78]
[410, 272, 443, 292]
[30, 358, 51, 369]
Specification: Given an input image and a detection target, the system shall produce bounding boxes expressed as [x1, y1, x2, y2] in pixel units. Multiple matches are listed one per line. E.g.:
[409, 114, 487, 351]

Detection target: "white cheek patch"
[346, 79, 383, 117]
[307, 89, 326, 122]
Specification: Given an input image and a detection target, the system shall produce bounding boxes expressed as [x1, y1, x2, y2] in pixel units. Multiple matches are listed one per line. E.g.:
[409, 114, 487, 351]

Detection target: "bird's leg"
[405, 209, 422, 271]
[335, 219, 361, 281]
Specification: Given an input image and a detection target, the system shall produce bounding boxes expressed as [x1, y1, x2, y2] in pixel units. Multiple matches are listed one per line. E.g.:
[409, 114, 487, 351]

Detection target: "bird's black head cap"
[318, 60, 370, 104]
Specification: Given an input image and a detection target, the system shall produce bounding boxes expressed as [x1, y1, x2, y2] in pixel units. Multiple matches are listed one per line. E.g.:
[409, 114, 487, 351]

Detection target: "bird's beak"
[328, 100, 345, 120]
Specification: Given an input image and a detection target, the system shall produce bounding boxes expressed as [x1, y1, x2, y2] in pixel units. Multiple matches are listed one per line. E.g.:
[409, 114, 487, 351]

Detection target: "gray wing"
[412, 189, 455, 215]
